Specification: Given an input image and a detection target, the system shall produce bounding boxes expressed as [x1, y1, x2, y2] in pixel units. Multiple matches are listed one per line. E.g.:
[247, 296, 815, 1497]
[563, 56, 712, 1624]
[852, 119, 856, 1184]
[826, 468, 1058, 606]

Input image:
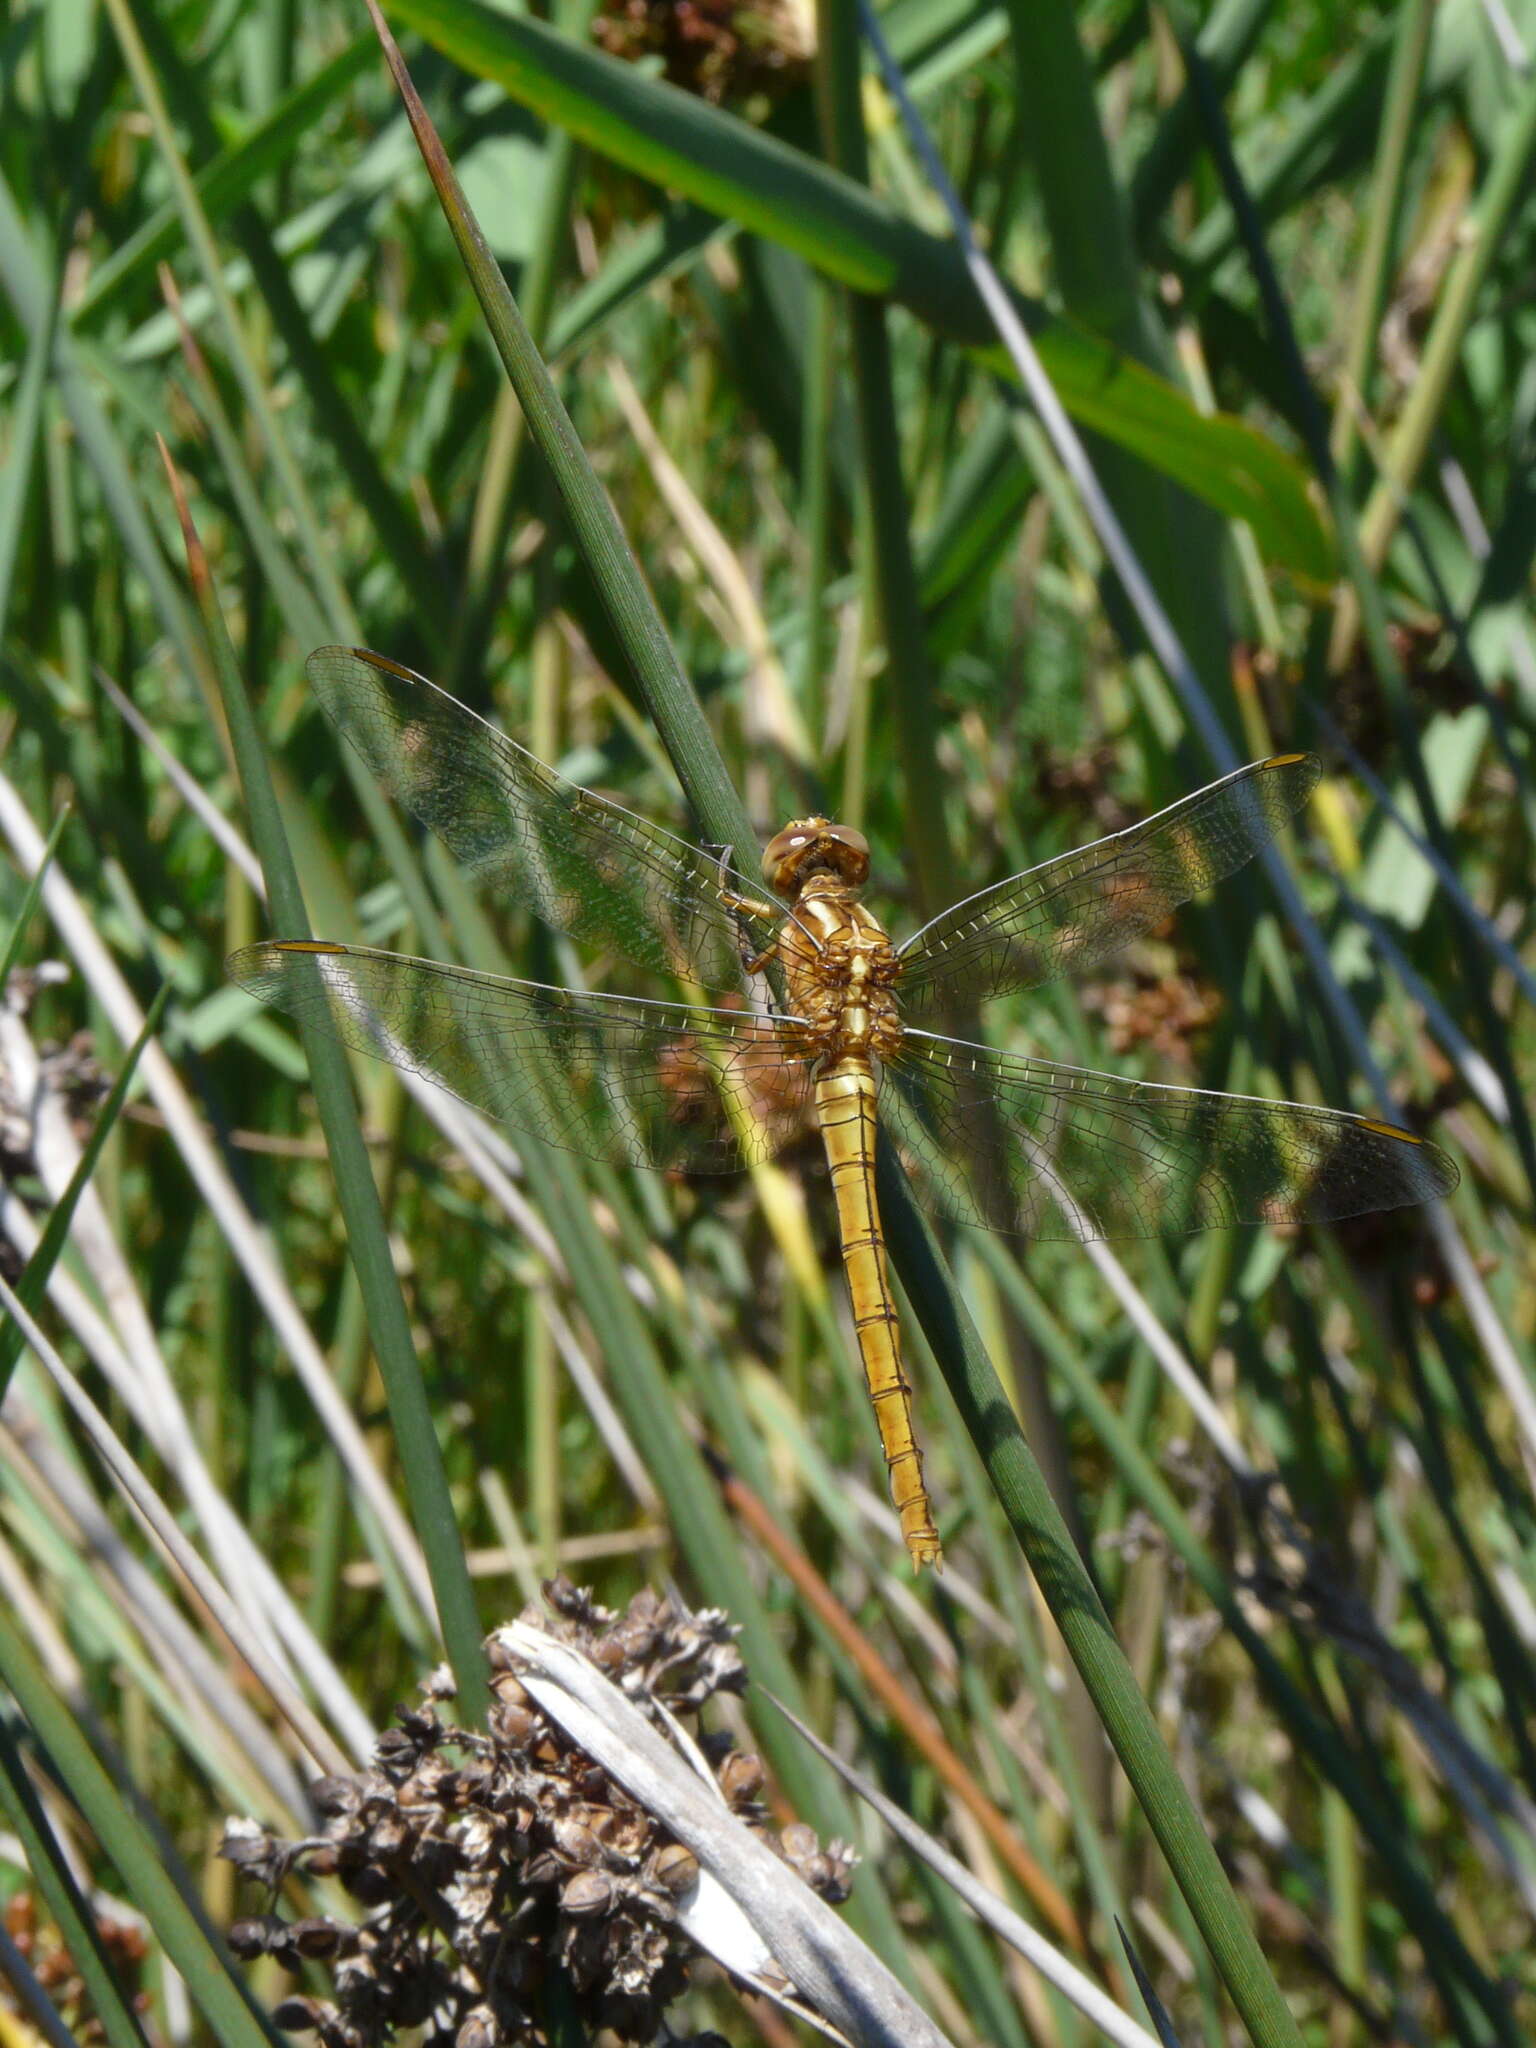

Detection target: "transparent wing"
[230, 941, 815, 1173]
[306, 647, 777, 991]
[897, 754, 1322, 1017]
[883, 1030, 1458, 1240]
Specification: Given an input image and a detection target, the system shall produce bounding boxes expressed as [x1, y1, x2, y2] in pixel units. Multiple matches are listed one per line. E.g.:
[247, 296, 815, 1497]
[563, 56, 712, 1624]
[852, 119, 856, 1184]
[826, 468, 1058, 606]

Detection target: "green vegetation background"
[2, 0, 1535, 2042]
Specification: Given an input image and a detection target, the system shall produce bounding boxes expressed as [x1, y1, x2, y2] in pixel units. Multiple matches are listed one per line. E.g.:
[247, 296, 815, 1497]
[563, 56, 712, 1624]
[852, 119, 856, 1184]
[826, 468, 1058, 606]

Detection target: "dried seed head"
[455, 2006, 499, 2048]
[289, 1918, 347, 1960]
[560, 1870, 614, 1919]
[309, 1776, 359, 1820]
[224, 1581, 849, 2046]
[814, 1840, 859, 1903]
[270, 1995, 328, 2033]
[649, 1844, 698, 1898]
[592, 0, 813, 107]
[717, 1750, 764, 1808]
[227, 1915, 282, 1958]
[777, 1822, 820, 1883]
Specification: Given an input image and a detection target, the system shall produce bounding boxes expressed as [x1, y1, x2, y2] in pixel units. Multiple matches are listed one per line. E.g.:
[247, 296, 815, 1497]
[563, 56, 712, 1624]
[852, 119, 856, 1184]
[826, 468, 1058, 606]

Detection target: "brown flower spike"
[223, 1580, 854, 2047]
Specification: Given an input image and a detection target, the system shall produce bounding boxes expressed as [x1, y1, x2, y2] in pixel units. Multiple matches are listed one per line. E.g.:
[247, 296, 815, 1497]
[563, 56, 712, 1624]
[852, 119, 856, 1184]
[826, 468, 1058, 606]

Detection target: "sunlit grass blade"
[0, 1601, 272, 2048]
[874, 1146, 1310, 2048]
[387, 0, 1333, 576]
[0, 176, 206, 683]
[0, 983, 168, 1396]
[72, 36, 374, 325]
[0, 1720, 157, 2048]
[350, 26, 911, 1944]
[158, 442, 490, 1718]
[770, 1691, 1161, 2048]
[0, 802, 69, 992]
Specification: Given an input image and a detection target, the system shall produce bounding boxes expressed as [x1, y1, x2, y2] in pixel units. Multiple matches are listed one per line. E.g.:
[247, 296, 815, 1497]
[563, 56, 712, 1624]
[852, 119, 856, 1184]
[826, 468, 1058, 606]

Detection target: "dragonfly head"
[763, 818, 870, 895]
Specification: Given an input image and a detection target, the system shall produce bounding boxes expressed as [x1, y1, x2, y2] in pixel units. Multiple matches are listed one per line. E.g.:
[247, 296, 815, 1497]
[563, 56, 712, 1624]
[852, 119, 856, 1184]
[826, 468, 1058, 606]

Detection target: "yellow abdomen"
[814, 1055, 941, 1571]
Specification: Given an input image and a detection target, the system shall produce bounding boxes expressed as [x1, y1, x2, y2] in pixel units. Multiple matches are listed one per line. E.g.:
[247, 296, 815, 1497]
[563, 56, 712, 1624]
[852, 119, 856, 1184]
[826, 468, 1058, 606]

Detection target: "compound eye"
[826, 824, 870, 881]
[762, 820, 820, 891]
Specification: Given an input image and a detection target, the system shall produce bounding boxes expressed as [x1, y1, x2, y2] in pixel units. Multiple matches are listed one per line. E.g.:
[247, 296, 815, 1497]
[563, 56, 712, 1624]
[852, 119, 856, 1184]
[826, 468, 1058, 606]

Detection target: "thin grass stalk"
[1176, 19, 1397, 281]
[875, 1152, 1308, 2048]
[1345, 60, 1536, 613]
[0, 251, 59, 640]
[580, 1156, 785, 1515]
[0, 803, 68, 992]
[0, 1725, 155, 2048]
[938, 1432, 1138, 1981]
[1327, 0, 1435, 482]
[1128, 0, 1274, 239]
[1166, 15, 1536, 1235]
[158, 450, 490, 1717]
[160, 270, 331, 654]
[0, 1921, 88, 2048]
[0, 1602, 275, 2048]
[303, 1263, 373, 1638]
[1387, 489, 1536, 845]
[799, 274, 837, 744]
[815, 0, 955, 922]
[968, 1233, 1514, 2034]
[0, 987, 166, 1395]
[100, 0, 356, 636]
[0, 176, 206, 684]
[448, 0, 604, 695]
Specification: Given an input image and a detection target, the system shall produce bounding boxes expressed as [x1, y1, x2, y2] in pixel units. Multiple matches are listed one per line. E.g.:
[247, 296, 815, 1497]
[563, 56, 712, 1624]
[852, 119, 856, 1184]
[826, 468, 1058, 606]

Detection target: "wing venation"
[230, 940, 814, 1173]
[884, 1030, 1457, 1239]
[307, 647, 775, 992]
[897, 755, 1322, 1015]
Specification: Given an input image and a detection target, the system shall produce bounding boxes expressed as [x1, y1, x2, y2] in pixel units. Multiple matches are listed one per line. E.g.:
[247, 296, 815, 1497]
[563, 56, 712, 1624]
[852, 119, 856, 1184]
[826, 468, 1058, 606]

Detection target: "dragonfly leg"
[709, 845, 778, 924]
[707, 847, 782, 977]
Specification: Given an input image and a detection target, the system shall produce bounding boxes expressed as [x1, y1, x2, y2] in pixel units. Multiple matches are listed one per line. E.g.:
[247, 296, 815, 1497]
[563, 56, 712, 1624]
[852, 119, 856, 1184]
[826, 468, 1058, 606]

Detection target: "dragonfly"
[231, 649, 1459, 1572]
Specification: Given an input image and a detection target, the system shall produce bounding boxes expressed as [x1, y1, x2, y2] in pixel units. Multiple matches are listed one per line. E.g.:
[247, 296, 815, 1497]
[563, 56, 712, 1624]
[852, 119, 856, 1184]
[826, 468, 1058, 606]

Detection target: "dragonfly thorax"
[777, 892, 905, 1062]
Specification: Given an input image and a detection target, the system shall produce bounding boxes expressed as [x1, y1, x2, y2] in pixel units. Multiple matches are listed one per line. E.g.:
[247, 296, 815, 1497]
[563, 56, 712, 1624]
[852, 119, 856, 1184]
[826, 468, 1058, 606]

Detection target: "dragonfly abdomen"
[814, 1055, 942, 1571]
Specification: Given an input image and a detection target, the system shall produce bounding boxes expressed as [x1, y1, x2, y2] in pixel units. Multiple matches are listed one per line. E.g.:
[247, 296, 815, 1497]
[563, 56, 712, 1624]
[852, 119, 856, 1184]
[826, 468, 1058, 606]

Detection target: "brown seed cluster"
[1, 1892, 150, 2044]
[223, 1579, 855, 2047]
[658, 994, 817, 1159]
[592, 0, 813, 105]
[1081, 971, 1223, 1065]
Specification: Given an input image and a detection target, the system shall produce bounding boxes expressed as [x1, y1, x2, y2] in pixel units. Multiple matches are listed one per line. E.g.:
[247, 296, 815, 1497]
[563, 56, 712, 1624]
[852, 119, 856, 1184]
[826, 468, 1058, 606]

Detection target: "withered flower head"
[592, 0, 813, 108]
[222, 1582, 851, 2046]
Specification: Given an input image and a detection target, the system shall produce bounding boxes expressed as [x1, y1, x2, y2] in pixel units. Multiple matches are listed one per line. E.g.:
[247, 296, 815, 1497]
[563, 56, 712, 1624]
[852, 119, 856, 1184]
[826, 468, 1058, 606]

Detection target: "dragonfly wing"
[230, 941, 814, 1174]
[884, 1030, 1458, 1240]
[306, 648, 776, 991]
[896, 755, 1322, 1017]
